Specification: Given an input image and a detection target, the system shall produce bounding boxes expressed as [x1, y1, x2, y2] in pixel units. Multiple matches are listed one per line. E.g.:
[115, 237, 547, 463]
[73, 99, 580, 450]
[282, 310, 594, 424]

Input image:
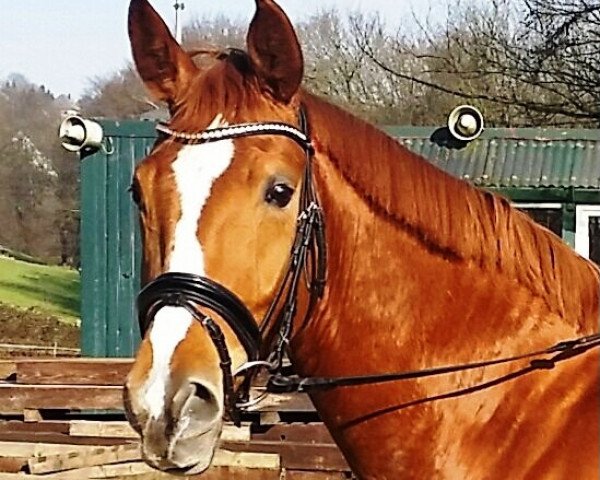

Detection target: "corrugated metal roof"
[383, 127, 600, 189]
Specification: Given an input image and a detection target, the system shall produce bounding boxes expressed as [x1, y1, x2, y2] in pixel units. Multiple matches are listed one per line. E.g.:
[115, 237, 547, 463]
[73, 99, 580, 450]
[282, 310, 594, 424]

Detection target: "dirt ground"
[0, 303, 79, 357]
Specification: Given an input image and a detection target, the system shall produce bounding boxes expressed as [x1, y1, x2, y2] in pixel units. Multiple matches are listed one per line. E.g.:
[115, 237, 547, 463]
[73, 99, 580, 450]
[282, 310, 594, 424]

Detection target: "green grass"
[0, 256, 80, 324]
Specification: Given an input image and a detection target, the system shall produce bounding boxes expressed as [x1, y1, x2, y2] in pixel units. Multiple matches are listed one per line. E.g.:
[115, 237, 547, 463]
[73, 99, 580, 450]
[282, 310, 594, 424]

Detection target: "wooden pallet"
[0, 359, 352, 479]
[0, 359, 315, 416]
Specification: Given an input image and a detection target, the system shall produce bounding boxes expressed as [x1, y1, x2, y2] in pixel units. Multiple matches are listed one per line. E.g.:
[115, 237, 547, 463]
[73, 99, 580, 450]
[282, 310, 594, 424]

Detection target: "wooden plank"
[28, 444, 140, 474]
[0, 421, 70, 435]
[68, 420, 251, 442]
[12, 359, 131, 366]
[0, 442, 107, 457]
[223, 441, 350, 472]
[260, 412, 281, 425]
[250, 392, 315, 413]
[0, 432, 132, 446]
[0, 457, 27, 474]
[68, 420, 137, 439]
[0, 443, 279, 474]
[50, 451, 280, 480]
[0, 385, 313, 415]
[0, 467, 284, 480]
[223, 424, 252, 443]
[0, 344, 79, 355]
[42, 461, 153, 479]
[0, 385, 123, 413]
[212, 450, 279, 470]
[53, 465, 283, 480]
[0, 362, 16, 381]
[202, 468, 280, 480]
[252, 423, 336, 444]
[285, 472, 351, 480]
[22, 410, 41, 423]
[193, 469, 281, 480]
[0, 422, 336, 449]
[15, 359, 132, 386]
[2, 359, 315, 413]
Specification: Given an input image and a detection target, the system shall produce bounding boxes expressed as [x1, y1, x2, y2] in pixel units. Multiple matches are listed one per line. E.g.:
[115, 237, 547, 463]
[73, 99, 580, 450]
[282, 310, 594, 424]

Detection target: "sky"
[0, 1, 440, 99]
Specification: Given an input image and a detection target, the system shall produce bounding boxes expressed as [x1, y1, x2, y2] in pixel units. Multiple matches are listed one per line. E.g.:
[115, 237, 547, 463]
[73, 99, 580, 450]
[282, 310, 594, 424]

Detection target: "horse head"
[124, 0, 313, 473]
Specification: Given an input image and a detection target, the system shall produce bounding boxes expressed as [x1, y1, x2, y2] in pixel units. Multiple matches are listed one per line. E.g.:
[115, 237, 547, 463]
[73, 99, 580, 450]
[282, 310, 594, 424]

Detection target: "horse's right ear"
[128, 0, 198, 105]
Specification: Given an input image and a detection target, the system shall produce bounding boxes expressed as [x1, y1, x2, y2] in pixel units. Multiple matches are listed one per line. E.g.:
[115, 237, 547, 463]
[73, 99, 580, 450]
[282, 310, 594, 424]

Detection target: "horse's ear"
[128, 0, 198, 105]
[247, 0, 303, 103]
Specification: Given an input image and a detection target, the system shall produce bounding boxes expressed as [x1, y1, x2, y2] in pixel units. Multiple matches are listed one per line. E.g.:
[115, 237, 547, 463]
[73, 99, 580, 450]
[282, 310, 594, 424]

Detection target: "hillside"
[0, 256, 80, 355]
[0, 256, 79, 322]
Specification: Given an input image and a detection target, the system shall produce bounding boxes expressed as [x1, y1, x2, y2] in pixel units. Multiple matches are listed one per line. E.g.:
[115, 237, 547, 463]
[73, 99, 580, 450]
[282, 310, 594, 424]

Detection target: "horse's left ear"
[247, 0, 304, 103]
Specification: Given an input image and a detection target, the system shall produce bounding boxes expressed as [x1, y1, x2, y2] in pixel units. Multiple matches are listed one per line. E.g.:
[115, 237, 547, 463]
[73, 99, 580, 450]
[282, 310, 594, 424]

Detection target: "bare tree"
[296, 11, 419, 123]
[0, 77, 79, 263]
[514, 0, 600, 124]
[79, 16, 247, 119]
[183, 15, 246, 48]
[79, 67, 149, 119]
[80, 11, 414, 124]
[356, 0, 600, 127]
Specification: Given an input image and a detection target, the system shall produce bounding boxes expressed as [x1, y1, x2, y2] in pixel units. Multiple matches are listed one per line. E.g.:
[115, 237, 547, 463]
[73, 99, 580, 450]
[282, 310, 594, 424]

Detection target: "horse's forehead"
[138, 115, 232, 177]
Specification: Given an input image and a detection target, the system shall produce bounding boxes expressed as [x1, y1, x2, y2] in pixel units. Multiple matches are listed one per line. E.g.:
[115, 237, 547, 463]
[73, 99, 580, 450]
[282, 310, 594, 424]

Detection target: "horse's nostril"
[184, 382, 221, 426]
[193, 383, 213, 402]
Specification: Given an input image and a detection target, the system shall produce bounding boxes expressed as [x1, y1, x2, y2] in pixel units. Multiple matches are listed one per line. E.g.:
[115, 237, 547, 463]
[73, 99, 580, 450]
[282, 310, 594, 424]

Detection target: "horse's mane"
[303, 93, 599, 325]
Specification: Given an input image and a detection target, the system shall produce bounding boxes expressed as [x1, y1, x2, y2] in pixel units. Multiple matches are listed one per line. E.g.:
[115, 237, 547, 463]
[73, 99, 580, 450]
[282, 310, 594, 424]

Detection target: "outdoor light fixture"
[447, 105, 484, 142]
[58, 115, 104, 154]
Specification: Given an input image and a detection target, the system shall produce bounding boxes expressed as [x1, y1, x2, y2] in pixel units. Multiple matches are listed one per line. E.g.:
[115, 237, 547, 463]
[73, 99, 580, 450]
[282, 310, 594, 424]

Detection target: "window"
[589, 217, 600, 265]
[515, 204, 563, 238]
[575, 206, 600, 265]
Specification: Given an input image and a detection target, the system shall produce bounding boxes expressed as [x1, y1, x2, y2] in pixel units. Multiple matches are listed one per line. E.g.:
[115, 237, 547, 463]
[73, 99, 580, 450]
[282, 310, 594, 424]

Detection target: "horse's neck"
[292, 97, 598, 377]
[289, 95, 599, 480]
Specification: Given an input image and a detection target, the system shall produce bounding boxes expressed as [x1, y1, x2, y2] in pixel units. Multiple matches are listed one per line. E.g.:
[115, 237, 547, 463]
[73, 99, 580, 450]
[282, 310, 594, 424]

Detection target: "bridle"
[136, 105, 600, 425]
[137, 106, 326, 425]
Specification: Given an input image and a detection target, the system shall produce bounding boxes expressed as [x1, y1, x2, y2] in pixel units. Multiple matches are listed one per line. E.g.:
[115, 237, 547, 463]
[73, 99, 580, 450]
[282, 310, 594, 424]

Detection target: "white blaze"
[144, 115, 234, 419]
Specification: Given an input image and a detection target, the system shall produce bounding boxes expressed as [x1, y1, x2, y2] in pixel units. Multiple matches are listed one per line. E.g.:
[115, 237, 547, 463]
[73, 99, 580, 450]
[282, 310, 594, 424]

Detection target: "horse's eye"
[265, 182, 294, 208]
[129, 182, 142, 207]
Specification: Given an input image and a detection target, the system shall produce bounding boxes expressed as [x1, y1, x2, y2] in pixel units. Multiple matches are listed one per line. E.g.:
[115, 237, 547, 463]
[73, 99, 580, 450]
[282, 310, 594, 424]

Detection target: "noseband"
[137, 106, 326, 425]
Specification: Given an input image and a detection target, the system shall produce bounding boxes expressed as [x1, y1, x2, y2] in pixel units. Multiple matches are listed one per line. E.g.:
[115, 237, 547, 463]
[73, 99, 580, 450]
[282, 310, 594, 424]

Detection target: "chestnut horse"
[123, 0, 600, 478]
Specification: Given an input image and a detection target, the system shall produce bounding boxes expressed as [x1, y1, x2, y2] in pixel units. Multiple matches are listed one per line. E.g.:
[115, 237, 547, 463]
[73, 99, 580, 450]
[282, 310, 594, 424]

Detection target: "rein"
[136, 105, 600, 424]
[267, 333, 600, 393]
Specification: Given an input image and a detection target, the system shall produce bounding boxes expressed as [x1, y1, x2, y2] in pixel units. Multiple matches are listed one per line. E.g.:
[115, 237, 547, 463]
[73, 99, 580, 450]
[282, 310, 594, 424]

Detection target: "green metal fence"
[79, 123, 600, 357]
